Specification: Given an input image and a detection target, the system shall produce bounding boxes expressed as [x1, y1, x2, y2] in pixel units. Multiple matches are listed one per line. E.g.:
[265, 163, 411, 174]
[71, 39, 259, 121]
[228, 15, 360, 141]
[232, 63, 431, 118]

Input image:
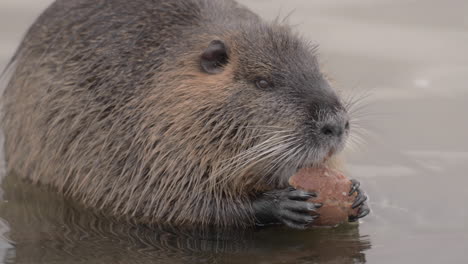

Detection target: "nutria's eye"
[256, 79, 272, 89]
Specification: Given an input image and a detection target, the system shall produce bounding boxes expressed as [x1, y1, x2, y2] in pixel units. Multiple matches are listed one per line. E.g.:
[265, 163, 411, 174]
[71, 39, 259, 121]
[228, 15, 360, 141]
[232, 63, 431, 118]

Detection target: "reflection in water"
[0, 173, 371, 264]
[0, 218, 14, 264]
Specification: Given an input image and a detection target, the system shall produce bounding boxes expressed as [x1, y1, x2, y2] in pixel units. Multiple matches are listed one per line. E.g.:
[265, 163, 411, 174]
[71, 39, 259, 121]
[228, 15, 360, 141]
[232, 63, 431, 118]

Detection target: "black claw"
[306, 202, 322, 212]
[347, 179, 371, 222]
[307, 215, 319, 223]
[357, 204, 370, 218]
[349, 179, 360, 196]
[358, 208, 370, 219]
[304, 191, 318, 198]
[349, 206, 370, 222]
[288, 190, 317, 201]
[352, 192, 367, 209]
[350, 179, 368, 209]
[307, 203, 318, 212]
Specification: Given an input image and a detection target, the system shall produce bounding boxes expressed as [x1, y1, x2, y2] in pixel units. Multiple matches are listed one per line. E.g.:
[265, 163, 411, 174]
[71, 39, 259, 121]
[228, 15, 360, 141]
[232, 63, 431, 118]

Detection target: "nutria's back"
[2, 0, 358, 228]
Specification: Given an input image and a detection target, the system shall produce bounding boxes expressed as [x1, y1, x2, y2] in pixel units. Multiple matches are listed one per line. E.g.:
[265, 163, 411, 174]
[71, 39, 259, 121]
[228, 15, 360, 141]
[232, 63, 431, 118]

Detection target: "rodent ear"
[200, 40, 229, 74]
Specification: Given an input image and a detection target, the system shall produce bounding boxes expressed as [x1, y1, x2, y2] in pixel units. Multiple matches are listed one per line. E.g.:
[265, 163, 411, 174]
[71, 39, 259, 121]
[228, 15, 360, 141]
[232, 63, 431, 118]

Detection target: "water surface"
[0, 0, 467, 263]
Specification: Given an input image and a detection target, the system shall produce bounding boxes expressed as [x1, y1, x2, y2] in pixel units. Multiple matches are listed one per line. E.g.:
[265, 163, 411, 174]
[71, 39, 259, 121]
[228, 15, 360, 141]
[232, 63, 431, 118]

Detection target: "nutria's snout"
[320, 114, 350, 138]
[297, 97, 350, 167]
[313, 109, 350, 156]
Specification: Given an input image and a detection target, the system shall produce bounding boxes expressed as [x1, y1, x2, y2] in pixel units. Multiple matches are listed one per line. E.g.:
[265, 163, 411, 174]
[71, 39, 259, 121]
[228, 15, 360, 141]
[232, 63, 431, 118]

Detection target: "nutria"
[1, 0, 369, 229]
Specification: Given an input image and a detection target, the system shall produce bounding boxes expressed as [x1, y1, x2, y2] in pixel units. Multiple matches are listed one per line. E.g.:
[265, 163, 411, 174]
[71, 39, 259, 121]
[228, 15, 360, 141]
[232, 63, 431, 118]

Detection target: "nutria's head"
[154, 22, 349, 189]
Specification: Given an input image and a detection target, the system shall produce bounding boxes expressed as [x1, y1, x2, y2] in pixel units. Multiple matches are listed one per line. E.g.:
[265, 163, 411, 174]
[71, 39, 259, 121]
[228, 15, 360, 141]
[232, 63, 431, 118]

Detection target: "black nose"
[320, 120, 349, 137]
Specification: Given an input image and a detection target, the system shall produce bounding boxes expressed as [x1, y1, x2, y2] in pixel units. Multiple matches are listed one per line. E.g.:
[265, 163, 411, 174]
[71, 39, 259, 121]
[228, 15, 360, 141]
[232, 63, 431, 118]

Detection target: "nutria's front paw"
[348, 179, 370, 222]
[253, 187, 322, 229]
